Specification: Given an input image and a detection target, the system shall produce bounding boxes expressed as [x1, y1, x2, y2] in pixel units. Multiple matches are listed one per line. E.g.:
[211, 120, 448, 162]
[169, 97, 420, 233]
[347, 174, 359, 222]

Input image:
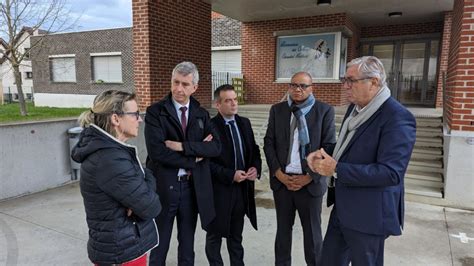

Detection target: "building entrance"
[362, 39, 440, 107]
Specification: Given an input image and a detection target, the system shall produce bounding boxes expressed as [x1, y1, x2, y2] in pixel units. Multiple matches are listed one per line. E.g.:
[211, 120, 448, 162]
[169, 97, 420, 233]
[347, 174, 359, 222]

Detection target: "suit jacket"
[144, 94, 221, 230]
[208, 113, 262, 237]
[331, 97, 416, 236]
[264, 99, 336, 197]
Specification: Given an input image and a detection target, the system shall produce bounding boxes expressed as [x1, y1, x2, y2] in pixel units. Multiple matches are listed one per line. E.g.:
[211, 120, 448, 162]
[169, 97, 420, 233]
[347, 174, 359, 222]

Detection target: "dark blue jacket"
[72, 125, 161, 264]
[331, 97, 416, 236]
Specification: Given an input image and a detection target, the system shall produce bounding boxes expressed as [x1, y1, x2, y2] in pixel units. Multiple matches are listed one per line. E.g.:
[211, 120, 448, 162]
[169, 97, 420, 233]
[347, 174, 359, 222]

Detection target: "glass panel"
[399, 42, 426, 105]
[426, 40, 439, 103]
[51, 57, 76, 82]
[372, 44, 395, 90]
[92, 56, 122, 83]
[361, 44, 369, 56]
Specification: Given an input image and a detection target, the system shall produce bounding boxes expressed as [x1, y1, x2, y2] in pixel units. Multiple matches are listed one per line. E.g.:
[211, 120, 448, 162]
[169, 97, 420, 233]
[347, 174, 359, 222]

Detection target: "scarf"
[287, 93, 315, 159]
[333, 85, 391, 162]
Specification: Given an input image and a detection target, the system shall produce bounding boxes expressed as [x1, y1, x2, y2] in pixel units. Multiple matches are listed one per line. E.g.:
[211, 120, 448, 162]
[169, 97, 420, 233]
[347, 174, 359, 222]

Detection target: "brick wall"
[133, 1, 212, 110]
[212, 14, 241, 47]
[437, 12, 453, 108]
[445, 0, 474, 131]
[30, 28, 133, 95]
[242, 13, 360, 106]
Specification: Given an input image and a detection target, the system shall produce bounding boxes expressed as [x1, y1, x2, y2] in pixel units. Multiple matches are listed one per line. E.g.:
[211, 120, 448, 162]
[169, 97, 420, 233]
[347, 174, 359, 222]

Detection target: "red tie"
[180, 106, 187, 135]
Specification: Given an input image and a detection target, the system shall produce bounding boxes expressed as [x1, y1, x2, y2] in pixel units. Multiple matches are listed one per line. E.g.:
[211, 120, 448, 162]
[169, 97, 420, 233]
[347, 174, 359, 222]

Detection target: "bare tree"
[0, 0, 76, 115]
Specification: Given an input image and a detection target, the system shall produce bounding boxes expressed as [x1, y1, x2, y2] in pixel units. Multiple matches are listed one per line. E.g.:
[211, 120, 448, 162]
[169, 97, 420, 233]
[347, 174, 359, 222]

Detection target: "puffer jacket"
[71, 124, 161, 264]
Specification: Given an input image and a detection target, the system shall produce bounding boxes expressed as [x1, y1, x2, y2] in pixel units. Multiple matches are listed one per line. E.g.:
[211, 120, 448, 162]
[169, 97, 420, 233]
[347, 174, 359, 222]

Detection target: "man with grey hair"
[145, 61, 221, 265]
[307, 56, 416, 265]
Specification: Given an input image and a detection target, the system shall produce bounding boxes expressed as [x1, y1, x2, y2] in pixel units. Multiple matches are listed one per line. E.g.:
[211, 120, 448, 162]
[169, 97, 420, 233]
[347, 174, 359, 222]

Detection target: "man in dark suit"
[206, 84, 262, 266]
[145, 61, 221, 265]
[264, 72, 336, 266]
[308, 56, 416, 266]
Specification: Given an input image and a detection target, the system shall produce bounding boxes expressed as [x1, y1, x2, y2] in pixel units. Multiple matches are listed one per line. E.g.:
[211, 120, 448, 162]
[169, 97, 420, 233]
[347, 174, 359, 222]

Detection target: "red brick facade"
[446, 0, 474, 131]
[437, 12, 453, 108]
[133, 1, 473, 132]
[242, 13, 359, 106]
[133, 1, 212, 110]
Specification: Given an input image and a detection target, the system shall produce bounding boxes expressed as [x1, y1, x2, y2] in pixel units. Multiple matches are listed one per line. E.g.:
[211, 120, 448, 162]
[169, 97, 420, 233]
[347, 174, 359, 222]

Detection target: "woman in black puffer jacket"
[72, 90, 161, 265]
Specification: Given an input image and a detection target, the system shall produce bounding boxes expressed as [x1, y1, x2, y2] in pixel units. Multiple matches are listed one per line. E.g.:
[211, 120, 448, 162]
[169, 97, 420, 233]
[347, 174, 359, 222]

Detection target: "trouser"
[205, 185, 245, 266]
[273, 186, 323, 266]
[149, 180, 197, 266]
[322, 207, 386, 266]
[94, 252, 148, 266]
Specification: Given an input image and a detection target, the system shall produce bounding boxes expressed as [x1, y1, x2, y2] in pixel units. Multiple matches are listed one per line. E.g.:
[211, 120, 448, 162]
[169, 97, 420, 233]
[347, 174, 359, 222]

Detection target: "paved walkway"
[0, 182, 473, 265]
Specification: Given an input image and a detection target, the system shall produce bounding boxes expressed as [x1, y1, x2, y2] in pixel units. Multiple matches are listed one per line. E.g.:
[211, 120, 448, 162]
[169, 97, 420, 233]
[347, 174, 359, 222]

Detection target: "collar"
[223, 115, 236, 124]
[171, 97, 190, 113]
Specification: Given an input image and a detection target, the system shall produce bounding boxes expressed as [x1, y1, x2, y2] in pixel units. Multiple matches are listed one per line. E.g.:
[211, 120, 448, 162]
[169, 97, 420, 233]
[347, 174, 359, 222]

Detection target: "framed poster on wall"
[275, 32, 346, 82]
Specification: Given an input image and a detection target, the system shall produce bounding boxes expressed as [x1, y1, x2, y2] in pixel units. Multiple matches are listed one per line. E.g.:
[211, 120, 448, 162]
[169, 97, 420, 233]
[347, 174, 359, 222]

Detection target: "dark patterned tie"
[228, 120, 244, 170]
[180, 106, 187, 136]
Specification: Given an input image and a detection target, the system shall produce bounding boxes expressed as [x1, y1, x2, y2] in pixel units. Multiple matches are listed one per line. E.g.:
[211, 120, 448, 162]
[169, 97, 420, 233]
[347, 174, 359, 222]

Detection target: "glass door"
[361, 39, 439, 107]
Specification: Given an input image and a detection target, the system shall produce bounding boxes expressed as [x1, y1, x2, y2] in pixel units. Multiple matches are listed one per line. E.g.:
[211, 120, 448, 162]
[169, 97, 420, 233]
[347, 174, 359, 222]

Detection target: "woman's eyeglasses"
[118, 111, 140, 120]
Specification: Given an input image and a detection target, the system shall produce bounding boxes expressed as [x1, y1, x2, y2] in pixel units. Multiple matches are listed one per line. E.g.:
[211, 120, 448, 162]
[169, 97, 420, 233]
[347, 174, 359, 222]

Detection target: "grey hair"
[347, 56, 387, 88]
[172, 61, 199, 85]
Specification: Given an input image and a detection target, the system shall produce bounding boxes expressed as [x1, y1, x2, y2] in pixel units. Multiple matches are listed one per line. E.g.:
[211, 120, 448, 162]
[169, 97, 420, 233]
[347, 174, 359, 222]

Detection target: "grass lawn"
[0, 102, 88, 123]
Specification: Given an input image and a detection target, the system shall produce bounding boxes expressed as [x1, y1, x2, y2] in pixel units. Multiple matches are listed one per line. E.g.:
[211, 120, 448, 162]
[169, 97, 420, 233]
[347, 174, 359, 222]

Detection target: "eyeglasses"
[117, 111, 140, 120]
[340, 77, 372, 86]
[289, 83, 311, 90]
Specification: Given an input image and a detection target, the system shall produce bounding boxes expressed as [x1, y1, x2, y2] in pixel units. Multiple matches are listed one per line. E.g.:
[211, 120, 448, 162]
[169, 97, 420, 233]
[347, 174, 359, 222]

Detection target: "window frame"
[90, 52, 123, 84]
[49, 54, 77, 83]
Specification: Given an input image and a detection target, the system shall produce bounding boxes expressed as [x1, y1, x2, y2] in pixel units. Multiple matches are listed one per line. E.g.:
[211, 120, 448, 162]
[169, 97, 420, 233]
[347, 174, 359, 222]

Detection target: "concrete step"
[411, 152, 443, 160]
[414, 140, 443, 148]
[405, 170, 443, 183]
[412, 147, 443, 155]
[405, 184, 443, 198]
[416, 121, 443, 128]
[409, 159, 443, 169]
[407, 164, 443, 174]
[406, 170, 443, 182]
[416, 136, 443, 144]
[416, 130, 443, 138]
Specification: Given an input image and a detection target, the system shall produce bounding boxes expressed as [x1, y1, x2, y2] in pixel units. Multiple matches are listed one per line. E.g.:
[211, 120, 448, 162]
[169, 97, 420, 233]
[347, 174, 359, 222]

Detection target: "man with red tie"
[145, 61, 221, 265]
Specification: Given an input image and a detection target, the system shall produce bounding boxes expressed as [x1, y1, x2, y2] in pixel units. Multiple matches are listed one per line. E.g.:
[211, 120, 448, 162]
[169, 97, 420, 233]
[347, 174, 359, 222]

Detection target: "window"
[275, 32, 347, 82]
[49, 55, 76, 82]
[24, 48, 30, 60]
[25, 71, 33, 79]
[91, 53, 122, 83]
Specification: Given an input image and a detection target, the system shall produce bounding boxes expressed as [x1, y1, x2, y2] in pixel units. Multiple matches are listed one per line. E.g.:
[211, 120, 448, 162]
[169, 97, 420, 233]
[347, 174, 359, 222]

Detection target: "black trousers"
[149, 180, 197, 266]
[273, 186, 323, 266]
[205, 184, 245, 266]
[322, 207, 386, 266]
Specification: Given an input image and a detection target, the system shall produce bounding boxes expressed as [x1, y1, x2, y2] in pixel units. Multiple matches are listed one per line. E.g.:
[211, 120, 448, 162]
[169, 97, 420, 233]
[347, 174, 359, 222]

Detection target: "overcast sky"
[68, 0, 132, 32]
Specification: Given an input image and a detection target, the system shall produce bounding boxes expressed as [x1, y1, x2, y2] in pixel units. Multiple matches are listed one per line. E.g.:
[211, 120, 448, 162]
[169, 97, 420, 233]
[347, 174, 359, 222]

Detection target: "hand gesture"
[309, 148, 337, 176]
[234, 170, 247, 183]
[246, 167, 258, 181]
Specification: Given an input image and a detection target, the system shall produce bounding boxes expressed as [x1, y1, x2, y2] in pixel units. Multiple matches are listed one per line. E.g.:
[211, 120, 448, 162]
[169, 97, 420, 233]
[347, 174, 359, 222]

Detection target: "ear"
[192, 84, 198, 93]
[110, 113, 120, 126]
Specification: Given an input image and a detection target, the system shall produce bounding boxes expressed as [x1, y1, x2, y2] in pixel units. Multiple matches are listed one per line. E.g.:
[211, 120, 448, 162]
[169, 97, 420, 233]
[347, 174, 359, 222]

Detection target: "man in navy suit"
[308, 56, 416, 266]
[264, 72, 336, 265]
[206, 84, 262, 265]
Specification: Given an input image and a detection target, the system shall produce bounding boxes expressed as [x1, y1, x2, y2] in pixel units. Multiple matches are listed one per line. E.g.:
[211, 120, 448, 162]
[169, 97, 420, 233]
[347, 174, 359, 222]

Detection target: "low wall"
[0, 118, 148, 201]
